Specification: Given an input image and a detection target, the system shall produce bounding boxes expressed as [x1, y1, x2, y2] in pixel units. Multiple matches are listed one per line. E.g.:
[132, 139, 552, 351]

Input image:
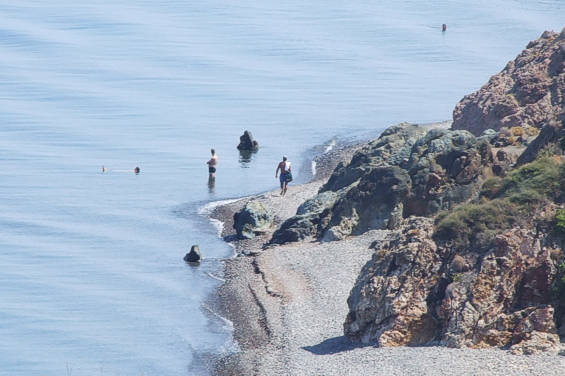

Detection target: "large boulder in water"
[184, 245, 202, 263]
[237, 130, 259, 151]
[233, 201, 273, 239]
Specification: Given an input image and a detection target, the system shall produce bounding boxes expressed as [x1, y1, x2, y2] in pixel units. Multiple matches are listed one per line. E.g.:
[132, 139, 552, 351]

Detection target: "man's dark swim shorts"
[209, 166, 216, 173]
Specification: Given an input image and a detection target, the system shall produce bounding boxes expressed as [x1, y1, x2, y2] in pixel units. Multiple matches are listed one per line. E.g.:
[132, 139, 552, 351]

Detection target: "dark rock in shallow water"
[234, 201, 273, 239]
[238, 149, 254, 163]
[237, 130, 259, 151]
[184, 245, 202, 263]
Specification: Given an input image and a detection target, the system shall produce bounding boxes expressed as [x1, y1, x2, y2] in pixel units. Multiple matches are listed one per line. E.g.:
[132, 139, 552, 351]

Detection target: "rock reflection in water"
[238, 149, 256, 166]
[208, 175, 216, 193]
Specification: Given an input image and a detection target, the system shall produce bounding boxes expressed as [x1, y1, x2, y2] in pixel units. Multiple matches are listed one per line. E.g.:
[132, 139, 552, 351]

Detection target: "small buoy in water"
[134, 166, 140, 174]
[442, 24, 447, 32]
[184, 245, 202, 263]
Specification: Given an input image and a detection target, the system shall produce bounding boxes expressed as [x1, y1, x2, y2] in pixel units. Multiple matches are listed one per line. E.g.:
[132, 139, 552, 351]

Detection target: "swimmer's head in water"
[134, 167, 140, 174]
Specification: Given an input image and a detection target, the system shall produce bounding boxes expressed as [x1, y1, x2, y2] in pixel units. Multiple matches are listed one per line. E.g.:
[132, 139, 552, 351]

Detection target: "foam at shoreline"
[199, 198, 240, 238]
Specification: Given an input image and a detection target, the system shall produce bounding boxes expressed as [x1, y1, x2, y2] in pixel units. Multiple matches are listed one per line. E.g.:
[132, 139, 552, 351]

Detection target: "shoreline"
[206, 135, 367, 375]
[206, 122, 565, 376]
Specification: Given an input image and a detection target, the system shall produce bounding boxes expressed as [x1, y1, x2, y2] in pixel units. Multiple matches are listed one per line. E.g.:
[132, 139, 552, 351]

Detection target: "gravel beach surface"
[208, 126, 565, 376]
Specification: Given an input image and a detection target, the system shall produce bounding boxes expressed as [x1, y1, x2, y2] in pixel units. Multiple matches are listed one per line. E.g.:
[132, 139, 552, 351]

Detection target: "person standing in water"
[275, 156, 292, 196]
[207, 148, 218, 177]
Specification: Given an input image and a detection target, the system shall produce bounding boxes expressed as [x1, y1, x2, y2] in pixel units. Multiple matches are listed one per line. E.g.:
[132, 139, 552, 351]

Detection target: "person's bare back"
[275, 155, 292, 195]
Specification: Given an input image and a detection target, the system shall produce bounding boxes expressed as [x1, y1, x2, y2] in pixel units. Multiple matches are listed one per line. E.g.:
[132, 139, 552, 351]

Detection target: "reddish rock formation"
[453, 28, 565, 136]
[344, 217, 442, 346]
[344, 217, 561, 354]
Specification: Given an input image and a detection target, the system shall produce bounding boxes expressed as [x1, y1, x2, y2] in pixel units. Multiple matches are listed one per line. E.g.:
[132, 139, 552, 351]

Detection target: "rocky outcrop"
[453, 28, 565, 136]
[333, 30, 565, 355]
[237, 130, 259, 151]
[344, 217, 561, 354]
[270, 191, 339, 244]
[321, 166, 411, 241]
[320, 123, 427, 193]
[344, 217, 442, 346]
[234, 201, 273, 239]
[184, 244, 202, 263]
[271, 123, 495, 243]
[516, 119, 565, 166]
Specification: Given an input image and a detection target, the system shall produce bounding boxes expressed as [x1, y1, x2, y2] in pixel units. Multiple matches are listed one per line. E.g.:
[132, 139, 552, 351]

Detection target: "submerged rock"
[184, 245, 202, 263]
[237, 130, 259, 151]
[234, 201, 273, 239]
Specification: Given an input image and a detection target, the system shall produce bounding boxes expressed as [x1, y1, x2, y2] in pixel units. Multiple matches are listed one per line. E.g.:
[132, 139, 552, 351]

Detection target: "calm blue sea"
[0, 1, 563, 375]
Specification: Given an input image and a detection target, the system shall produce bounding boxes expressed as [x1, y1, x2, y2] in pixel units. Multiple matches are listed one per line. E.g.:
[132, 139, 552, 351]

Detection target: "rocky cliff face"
[271, 123, 496, 244]
[453, 28, 565, 136]
[344, 212, 562, 354]
[343, 130, 565, 353]
[343, 28, 565, 354]
[268, 28, 565, 354]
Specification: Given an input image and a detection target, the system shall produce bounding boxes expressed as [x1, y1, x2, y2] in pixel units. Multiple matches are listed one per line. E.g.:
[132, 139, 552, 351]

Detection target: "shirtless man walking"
[275, 156, 292, 196]
[207, 148, 218, 177]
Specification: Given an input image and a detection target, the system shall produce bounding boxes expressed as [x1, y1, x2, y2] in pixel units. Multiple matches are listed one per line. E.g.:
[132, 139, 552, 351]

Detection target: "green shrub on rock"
[553, 209, 565, 237]
[434, 200, 518, 251]
[437, 155, 565, 251]
[483, 155, 562, 201]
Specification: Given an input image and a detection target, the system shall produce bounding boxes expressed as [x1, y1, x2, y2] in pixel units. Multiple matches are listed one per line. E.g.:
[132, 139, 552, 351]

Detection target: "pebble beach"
[208, 133, 565, 376]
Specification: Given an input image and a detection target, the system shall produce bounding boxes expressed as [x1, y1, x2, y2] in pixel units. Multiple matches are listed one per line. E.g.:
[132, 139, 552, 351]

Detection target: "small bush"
[554, 209, 565, 236]
[480, 177, 503, 199]
[434, 200, 518, 250]
[437, 155, 565, 251]
[525, 126, 539, 137]
[491, 155, 562, 201]
[511, 126, 525, 137]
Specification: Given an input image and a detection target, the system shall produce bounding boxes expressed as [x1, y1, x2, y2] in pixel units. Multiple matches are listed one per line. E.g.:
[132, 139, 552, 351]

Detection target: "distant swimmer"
[101, 166, 140, 174]
[275, 155, 292, 196]
[442, 24, 447, 32]
[207, 148, 218, 177]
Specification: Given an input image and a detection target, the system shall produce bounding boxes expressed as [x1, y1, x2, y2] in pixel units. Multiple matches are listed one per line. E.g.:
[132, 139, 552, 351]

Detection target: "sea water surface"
[1, 1, 564, 375]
